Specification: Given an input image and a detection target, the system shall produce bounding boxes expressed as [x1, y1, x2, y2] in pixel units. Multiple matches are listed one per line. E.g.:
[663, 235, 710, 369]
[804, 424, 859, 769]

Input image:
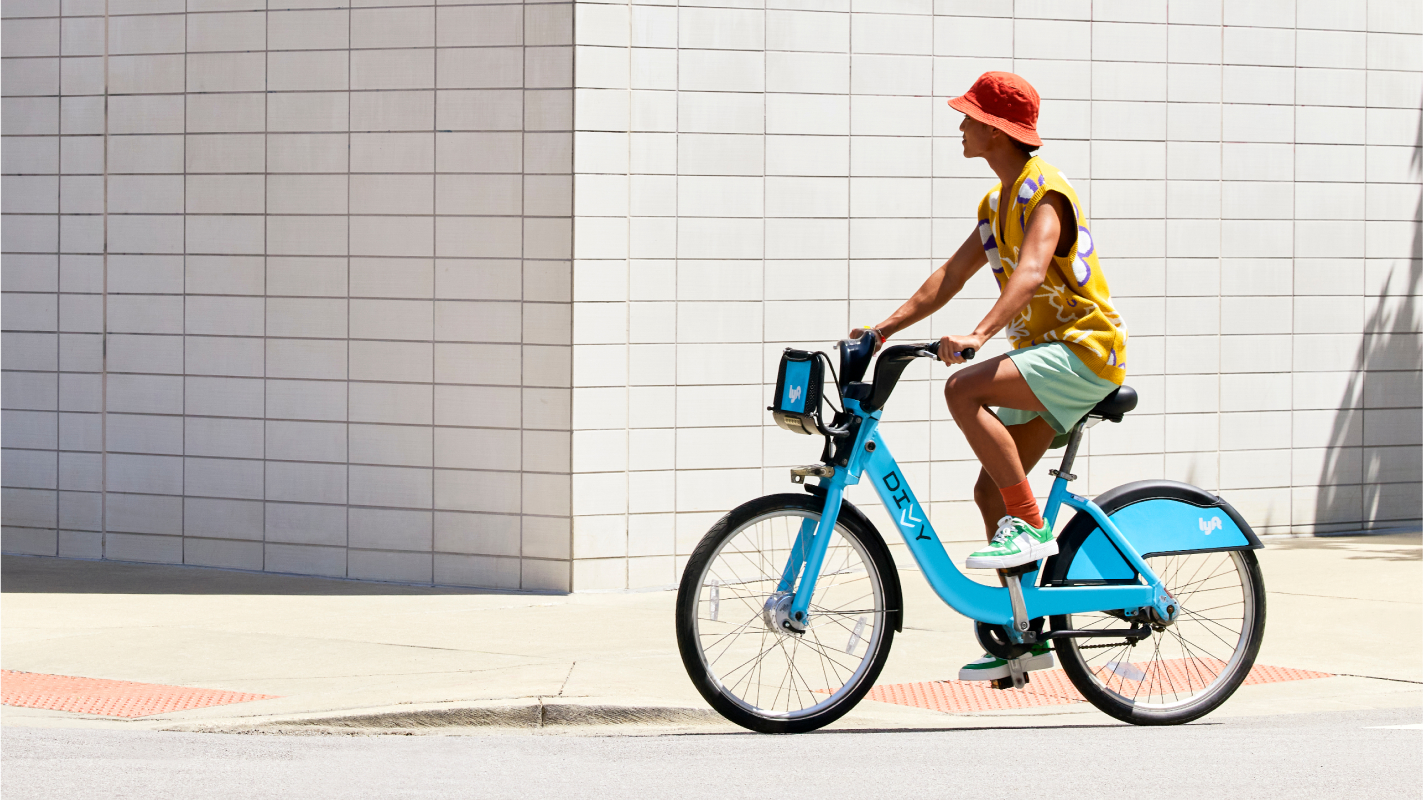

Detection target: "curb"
[165, 700, 726, 734]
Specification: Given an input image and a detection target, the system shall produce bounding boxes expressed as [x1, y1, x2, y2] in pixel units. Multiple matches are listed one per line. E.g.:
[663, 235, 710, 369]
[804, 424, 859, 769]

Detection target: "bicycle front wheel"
[1053, 549, 1266, 725]
[675, 494, 896, 733]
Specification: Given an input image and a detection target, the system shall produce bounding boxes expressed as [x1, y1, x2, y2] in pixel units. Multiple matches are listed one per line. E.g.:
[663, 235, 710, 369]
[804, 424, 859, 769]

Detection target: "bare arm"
[863, 228, 988, 341]
[938, 191, 1070, 363]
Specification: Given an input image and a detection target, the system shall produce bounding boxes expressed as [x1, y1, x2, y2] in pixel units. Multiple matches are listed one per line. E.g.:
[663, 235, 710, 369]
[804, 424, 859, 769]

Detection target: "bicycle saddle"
[1088, 385, 1137, 422]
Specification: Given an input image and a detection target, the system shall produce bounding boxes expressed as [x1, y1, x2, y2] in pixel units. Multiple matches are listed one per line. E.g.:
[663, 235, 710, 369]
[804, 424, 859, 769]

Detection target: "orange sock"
[998, 478, 1044, 529]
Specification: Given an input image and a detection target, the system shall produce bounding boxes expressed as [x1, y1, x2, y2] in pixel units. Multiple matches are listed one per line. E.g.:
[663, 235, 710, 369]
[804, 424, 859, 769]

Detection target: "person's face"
[959, 115, 994, 159]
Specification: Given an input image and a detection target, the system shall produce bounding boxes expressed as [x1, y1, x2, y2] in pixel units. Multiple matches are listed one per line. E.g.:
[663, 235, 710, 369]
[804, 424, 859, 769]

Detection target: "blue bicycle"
[676, 337, 1266, 732]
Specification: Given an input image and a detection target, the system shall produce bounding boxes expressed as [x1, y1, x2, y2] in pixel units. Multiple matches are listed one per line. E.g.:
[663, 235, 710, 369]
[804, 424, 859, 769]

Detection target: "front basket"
[770, 349, 824, 435]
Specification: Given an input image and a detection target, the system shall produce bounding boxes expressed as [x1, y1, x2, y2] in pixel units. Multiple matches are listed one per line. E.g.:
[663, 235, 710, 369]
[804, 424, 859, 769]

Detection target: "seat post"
[1056, 421, 1087, 478]
[1041, 421, 1088, 531]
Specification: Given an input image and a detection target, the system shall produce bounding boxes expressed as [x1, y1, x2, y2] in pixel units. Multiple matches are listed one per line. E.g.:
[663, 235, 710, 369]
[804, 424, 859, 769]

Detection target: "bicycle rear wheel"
[1053, 549, 1266, 725]
[675, 494, 897, 733]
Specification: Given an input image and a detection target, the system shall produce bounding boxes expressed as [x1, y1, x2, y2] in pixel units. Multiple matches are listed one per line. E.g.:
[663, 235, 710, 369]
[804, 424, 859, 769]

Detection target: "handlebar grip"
[924, 342, 974, 361]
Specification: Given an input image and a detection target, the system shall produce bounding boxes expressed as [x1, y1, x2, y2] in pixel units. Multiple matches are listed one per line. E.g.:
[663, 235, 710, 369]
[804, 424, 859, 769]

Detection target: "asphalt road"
[3, 707, 1419, 800]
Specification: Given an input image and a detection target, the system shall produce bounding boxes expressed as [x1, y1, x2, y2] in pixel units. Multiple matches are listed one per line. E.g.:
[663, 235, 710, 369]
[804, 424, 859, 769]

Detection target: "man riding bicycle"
[850, 72, 1129, 683]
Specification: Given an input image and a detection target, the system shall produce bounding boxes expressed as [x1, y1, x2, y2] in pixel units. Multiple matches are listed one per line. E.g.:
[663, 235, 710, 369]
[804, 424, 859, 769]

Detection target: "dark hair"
[1013, 139, 1041, 155]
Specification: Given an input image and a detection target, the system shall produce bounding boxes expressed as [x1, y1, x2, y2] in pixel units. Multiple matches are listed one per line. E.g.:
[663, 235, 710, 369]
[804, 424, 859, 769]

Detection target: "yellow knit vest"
[977, 157, 1128, 385]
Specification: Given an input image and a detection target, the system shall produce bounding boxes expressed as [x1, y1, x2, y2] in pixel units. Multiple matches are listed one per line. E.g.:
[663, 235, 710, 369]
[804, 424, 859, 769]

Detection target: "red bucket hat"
[948, 72, 1042, 147]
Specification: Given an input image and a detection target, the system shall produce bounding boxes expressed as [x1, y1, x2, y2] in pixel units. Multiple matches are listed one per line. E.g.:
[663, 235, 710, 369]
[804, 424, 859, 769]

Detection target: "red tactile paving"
[868, 661, 1332, 714]
[1, 670, 279, 718]
[867, 668, 1084, 712]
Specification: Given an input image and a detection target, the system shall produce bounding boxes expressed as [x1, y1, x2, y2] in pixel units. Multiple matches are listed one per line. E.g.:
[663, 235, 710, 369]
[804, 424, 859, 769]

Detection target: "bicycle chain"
[1073, 640, 1141, 650]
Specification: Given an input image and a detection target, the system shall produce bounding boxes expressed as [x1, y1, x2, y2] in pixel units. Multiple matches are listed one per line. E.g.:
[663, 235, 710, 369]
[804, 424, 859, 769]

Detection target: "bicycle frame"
[779, 397, 1169, 629]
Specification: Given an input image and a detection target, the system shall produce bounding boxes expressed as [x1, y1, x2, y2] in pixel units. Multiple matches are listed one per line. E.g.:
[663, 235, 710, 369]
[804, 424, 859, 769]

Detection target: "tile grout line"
[179, 0, 188, 568]
[432, 2, 440, 584]
[261, 0, 271, 575]
[55, 7, 64, 555]
[344, 1, 353, 580]
[672, 0, 680, 573]
[100, 0, 112, 560]
[625, 0, 633, 588]
[1216, 3, 1224, 504]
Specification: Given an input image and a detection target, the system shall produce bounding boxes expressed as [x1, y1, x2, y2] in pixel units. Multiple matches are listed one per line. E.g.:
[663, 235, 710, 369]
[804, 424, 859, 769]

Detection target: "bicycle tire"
[675, 493, 898, 734]
[1052, 548, 1266, 725]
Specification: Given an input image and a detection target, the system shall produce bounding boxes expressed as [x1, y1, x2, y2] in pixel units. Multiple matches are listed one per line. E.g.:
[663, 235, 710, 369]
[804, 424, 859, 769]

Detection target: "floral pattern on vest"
[977, 157, 1128, 385]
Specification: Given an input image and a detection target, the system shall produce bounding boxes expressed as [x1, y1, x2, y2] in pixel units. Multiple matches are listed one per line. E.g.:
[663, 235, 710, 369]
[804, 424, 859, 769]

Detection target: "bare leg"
[972, 416, 1057, 540]
[945, 353, 1047, 490]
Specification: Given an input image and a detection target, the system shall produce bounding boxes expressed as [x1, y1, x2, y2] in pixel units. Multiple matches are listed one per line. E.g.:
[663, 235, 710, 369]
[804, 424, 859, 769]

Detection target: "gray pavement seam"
[1268, 591, 1422, 605]
[1331, 673, 1423, 685]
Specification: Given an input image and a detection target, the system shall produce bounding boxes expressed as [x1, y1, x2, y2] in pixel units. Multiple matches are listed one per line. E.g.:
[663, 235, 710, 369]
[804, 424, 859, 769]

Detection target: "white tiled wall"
[565, 0, 1423, 590]
[1, 0, 576, 591]
[3, 1, 1420, 592]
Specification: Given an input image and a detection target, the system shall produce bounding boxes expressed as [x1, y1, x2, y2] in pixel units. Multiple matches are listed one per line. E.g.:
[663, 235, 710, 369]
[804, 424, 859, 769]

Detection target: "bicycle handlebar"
[836, 337, 977, 415]
[920, 341, 975, 361]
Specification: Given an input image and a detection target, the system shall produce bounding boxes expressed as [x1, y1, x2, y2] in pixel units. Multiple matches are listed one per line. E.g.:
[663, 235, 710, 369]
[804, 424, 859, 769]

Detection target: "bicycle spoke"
[806, 627, 853, 688]
[1167, 627, 1226, 687]
[1178, 607, 1245, 645]
[1172, 566, 1240, 603]
[1169, 620, 1234, 662]
[708, 557, 778, 617]
[1171, 561, 1237, 601]
[720, 630, 783, 686]
[702, 612, 767, 666]
[1181, 598, 1245, 616]
[793, 629, 863, 672]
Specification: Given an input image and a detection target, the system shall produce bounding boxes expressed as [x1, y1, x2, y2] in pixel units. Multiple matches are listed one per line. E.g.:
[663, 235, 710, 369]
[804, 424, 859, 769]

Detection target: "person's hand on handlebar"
[937, 333, 985, 364]
[848, 326, 885, 354]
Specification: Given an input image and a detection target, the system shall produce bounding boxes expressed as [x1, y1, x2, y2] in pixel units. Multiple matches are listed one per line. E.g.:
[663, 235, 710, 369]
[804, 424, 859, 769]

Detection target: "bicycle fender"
[801, 486, 904, 632]
[1042, 480, 1263, 587]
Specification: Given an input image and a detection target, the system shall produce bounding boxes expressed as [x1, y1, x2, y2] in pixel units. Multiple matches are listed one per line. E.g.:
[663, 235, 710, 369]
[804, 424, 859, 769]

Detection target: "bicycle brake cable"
[817, 352, 845, 415]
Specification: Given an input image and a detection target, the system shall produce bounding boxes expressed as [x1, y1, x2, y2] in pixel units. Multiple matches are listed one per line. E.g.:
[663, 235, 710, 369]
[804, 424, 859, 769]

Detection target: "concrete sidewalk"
[2, 532, 1420, 734]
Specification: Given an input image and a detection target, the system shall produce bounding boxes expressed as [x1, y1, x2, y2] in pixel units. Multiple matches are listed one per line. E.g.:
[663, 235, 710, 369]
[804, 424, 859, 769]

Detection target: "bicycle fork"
[775, 482, 846, 633]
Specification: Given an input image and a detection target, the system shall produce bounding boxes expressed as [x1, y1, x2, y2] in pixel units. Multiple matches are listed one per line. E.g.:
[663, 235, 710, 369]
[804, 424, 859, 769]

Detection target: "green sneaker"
[958, 643, 1054, 681]
[965, 515, 1057, 570]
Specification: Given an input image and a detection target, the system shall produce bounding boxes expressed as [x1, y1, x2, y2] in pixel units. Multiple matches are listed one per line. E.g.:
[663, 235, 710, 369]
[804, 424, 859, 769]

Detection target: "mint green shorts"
[995, 342, 1120, 449]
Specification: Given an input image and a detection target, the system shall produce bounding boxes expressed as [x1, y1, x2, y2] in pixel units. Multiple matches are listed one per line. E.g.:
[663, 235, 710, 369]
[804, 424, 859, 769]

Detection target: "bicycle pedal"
[990, 675, 1030, 691]
[993, 662, 1031, 691]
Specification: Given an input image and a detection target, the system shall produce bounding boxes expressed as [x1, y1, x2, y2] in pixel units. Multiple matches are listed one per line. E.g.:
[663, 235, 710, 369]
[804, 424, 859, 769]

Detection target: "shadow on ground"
[1263, 532, 1421, 562]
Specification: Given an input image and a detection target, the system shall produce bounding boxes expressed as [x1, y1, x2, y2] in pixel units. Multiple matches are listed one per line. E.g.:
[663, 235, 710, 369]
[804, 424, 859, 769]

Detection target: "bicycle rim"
[1063, 550, 1257, 713]
[690, 509, 887, 721]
